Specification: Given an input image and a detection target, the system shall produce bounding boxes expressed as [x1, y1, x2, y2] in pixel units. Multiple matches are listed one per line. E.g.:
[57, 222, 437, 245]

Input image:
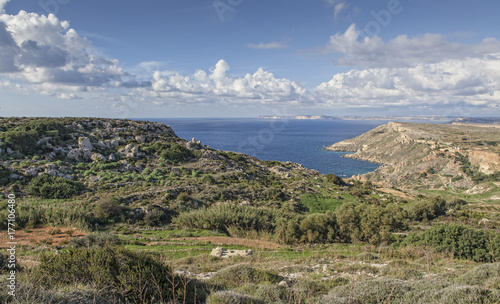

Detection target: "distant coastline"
[259, 115, 455, 121]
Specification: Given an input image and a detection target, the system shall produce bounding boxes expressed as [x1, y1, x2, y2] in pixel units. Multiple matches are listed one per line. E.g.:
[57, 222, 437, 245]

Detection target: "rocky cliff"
[326, 122, 500, 190]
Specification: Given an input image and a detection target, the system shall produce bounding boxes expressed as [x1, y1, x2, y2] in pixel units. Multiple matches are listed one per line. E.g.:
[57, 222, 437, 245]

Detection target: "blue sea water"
[148, 118, 388, 177]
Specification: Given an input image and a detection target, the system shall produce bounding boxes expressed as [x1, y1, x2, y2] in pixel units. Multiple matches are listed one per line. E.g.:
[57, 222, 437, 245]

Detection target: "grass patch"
[299, 194, 344, 213]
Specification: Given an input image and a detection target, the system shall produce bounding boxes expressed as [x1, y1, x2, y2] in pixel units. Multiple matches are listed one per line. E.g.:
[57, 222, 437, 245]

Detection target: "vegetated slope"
[326, 122, 500, 190]
[0, 117, 369, 218]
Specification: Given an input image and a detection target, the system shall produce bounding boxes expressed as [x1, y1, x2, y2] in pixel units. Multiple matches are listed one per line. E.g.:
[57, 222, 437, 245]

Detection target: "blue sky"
[0, 0, 499, 118]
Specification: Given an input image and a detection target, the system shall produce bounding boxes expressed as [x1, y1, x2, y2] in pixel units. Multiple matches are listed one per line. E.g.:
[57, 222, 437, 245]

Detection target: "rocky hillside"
[326, 122, 500, 190]
[0, 117, 360, 214]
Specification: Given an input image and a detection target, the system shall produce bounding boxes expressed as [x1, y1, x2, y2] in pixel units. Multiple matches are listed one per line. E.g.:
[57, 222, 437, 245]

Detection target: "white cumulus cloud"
[314, 55, 500, 108]
[150, 59, 310, 104]
[0, 9, 146, 97]
[322, 24, 500, 68]
[0, 0, 10, 12]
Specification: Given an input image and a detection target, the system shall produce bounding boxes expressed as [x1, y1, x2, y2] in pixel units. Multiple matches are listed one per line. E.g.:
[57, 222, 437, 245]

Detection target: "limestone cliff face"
[326, 122, 500, 190]
[468, 151, 500, 174]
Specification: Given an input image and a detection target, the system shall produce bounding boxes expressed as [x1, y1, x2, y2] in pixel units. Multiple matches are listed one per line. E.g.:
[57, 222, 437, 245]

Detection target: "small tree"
[94, 197, 121, 221]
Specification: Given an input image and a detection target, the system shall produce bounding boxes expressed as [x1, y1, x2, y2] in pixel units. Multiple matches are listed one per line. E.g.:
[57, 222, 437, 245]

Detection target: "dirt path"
[170, 236, 282, 249]
[377, 187, 412, 199]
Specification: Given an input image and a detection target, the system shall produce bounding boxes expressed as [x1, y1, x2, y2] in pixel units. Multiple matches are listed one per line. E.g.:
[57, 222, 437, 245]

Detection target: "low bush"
[94, 197, 121, 221]
[321, 277, 500, 304]
[36, 246, 202, 303]
[0, 165, 10, 186]
[0, 201, 94, 230]
[28, 174, 85, 199]
[69, 233, 122, 248]
[409, 197, 448, 221]
[401, 224, 500, 262]
[326, 173, 346, 186]
[299, 211, 338, 243]
[207, 290, 262, 304]
[209, 264, 282, 289]
[226, 151, 246, 162]
[336, 202, 408, 244]
[144, 207, 172, 227]
[458, 263, 500, 289]
[173, 205, 286, 234]
[2, 129, 39, 154]
[160, 143, 193, 163]
[202, 174, 217, 185]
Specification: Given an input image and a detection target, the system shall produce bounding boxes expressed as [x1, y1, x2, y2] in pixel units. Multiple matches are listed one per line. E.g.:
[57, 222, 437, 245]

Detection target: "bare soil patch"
[377, 187, 412, 199]
[0, 226, 87, 248]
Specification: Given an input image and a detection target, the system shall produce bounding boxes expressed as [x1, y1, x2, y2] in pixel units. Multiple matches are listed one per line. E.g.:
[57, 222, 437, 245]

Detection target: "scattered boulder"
[78, 137, 93, 151]
[200, 150, 221, 161]
[25, 167, 40, 176]
[270, 166, 292, 178]
[117, 144, 141, 159]
[91, 153, 105, 163]
[479, 218, 490, 225]
[210, 247, 253, 258]
[68, 148, 92, 161]
[135, 136, 146, 144]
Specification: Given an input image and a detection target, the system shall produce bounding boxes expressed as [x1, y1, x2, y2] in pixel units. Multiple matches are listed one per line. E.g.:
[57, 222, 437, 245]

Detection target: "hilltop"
[0, 117, 331, 210]
[327, 122, 500, 192]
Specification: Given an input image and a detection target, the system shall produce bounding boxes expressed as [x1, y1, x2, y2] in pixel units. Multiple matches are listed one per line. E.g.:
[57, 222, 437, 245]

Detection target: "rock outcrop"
[210, 247, 253, 258]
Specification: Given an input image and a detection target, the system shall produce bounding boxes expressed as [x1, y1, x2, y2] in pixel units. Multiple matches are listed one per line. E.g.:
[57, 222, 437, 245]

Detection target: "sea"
[147, 118, 390, 177]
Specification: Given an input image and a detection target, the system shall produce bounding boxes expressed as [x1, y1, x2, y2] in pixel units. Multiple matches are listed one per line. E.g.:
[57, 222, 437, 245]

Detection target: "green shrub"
[0, 165, 10, 186]
[321, 277, 500, 304]
[326, 173, 346, 186]
[402, 224, 500, 262]
[410, 197, 447, 221]
[207, 290, 262, 304]
[160, 143, 193, 163]
[322, 278, 412, 304]
[202, 174, 217, 185]
[299, 211, 338, 243]
[173, 205, 286, 234]
[336, 202, 407, 244]
[1, 202, 94, 230]
[262, 187, 284, 200]
[177, 192, 192, 202]
[144, 207, 170, 227]
[94, 197, 121, 221]
[275, 216, 302, 245]
[28, 174, 84, 199]
[234, 284, 289, 304]
[36, 246, 202, 303]
[2, 130, 39, 154]
[209, 264, 282, 289]
[261, 160, 283, 167]
[226, 152, 246, 162]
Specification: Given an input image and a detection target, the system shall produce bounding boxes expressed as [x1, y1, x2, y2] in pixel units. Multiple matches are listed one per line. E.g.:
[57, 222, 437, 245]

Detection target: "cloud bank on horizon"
[0, 0, 499, 117]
